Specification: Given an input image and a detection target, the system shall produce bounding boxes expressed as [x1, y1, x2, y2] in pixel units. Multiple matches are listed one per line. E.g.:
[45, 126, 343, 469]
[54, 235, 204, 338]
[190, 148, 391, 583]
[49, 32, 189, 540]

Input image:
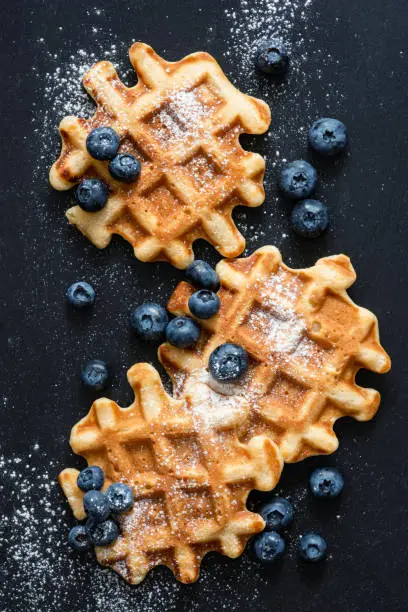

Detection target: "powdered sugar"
[0, 450, 181, 611]
[152, 88, 210, 141]
[224, 0, 313, 79]
[248, 307, 306, 353]
[185, 372, 252, 430]
[223, 0, 346, 251]
[252, 269, 327, 366]
[33, 35, 134, 176]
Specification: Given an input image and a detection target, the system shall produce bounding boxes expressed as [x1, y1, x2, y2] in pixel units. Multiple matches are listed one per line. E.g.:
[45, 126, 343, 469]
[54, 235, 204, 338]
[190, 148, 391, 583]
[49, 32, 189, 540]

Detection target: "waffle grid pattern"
[59, 363, 282, 584]
[50, 42, 271, 268]
[159, 246, 391, 462]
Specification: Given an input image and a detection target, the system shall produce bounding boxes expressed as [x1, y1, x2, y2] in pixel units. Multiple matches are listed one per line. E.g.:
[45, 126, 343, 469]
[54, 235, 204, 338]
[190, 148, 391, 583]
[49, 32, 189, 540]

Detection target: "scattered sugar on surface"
[224, 0, 313, 78]
[32, 35, 134, 177]
[223, 0, 346, 240]
[30, 0, 346, 253]
[0, 449, 181, 611]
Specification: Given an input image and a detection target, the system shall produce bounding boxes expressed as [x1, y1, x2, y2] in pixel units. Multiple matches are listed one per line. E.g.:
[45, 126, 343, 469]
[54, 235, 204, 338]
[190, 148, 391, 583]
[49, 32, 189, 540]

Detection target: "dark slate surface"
[0, 0, 406, 610]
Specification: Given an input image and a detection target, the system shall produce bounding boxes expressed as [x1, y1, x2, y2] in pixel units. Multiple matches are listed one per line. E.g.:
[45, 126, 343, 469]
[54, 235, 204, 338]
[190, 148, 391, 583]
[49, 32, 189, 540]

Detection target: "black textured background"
[0, 0, 407, 610]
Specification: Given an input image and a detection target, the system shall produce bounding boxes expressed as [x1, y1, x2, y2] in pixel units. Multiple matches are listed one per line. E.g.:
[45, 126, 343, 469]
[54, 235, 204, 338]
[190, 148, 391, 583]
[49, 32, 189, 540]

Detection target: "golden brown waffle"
[59, 363, 283, 584]
[50, 42, 271, 269]
[159, 246, 391, 462]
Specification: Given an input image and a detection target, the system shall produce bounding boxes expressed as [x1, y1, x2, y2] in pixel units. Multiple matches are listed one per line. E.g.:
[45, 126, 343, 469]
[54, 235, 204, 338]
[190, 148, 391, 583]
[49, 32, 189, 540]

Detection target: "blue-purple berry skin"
[291, 199, 329, 238]
[83, 490, 110, 523]
[253, 531, 286, 564]
[279, 160, 317, 200]
[77, 466, 105, 492]
[309, 118, 347, 156]
[299, 533, 327, 562]
[68, 525, 90, 552]
[309, 467, 344, 499]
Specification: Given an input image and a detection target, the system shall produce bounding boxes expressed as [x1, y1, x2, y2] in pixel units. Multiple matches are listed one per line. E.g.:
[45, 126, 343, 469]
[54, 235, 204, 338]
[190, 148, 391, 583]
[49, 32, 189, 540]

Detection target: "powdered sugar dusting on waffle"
[153, 88, 211, 141]
[184, 372, 251, 431]
[32, 36, 134, 182]
[248, 308, 305, 354]
[0, 449, 180, 611]
[253, 268, 327, 366]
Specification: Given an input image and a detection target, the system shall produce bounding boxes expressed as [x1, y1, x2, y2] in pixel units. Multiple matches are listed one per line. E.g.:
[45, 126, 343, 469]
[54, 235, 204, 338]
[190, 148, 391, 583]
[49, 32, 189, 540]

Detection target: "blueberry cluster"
[66, 260, 251, 390]
[68, 465, 134, 552]
[74, 126, 141, 213]
[131, 262, 249, 383]
[279, 118, 348, 238]
[252, 466, 344, 565]
[130, 260, 220, 349]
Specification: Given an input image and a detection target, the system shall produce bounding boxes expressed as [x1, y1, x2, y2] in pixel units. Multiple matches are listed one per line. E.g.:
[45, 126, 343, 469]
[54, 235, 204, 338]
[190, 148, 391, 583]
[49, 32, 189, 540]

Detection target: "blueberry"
[309, 467, 344, 499]
[291, 199, 329, 238]
[77, 466, 105, 492]
[68, 525, 90, 552]
[165, 317, 201, 348]
[81, 359, 110, 391]
[253, 531, 285, 564]
[86, 518, 119, 546]
[186, 260, 220, 291]
[309, 118, 347, 156]
[209, 343, 248, 382]
[109, 153, 141, 182]
[106, 483, 134, 514]
[279, 160, 317, 200]
[188, 290, 220, 320]
[66, 281, 95, 308]
[86, 126, 120, 161]
[83, 490, 110, 523]
[75, 178, 108, 212]
[255, 39, 289, 75]
[299, 533, 327, 562]
[130, 302, 168, 341]
[259, 498, 294, 531]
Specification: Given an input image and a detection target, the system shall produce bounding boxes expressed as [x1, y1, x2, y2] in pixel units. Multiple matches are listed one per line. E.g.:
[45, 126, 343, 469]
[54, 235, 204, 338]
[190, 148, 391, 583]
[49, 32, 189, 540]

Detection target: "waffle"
[159, 246, 391, 462]
[50, 42, 271, 269]
[59, 363, 283, 584]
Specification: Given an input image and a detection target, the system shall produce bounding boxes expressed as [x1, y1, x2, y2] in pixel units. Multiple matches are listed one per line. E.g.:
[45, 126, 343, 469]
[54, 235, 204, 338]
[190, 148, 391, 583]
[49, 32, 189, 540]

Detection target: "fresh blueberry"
[109, 153, 141, 182]
[68, 525, 90, 552]
[66, 281, 95, 308]
[165, 317, 201, 348]
[279, 160, 317, 200]
[83, 490, 110, 523]
[253, 531, 285, 564]
[186, 260, 220, 292]
[309, 118, 347, 156]
[130, 302, 168, 341]
[86, 126, 120, 161]
[259, 498, 294, 531]
[209, 343, 248, 382]
[291, 199, 329, 238]
[86, 518, 119, 546]
[188, 290, 220, 320]
[75, 178, 108, 212]
[299, 533, 327, 562]
[106, 483, 134, 514]
[77, 466, 105, 492]
[255, 39, 289, 75]
[309, 467, 344, 499]
[81, 359, 110, 391]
